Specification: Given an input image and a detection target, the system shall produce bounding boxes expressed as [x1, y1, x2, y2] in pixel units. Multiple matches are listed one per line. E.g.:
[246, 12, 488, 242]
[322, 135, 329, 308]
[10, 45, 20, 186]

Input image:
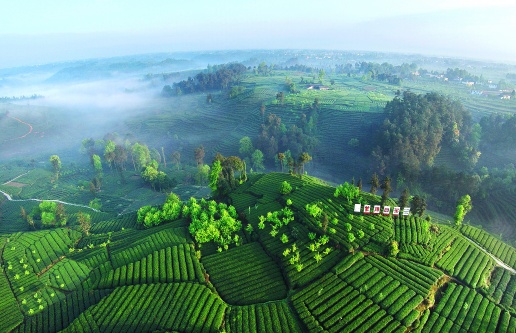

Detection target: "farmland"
[1, 172, 515, 332]
[1, 50, 516, 332]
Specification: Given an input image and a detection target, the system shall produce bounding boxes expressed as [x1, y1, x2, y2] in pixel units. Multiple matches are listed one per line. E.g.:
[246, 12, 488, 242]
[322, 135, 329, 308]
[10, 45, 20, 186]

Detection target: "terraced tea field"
[1, 172, 515, 332]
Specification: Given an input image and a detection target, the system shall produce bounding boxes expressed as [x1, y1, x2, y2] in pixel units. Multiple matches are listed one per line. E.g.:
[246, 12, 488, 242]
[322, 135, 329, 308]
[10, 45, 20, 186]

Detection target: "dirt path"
[6, 114, 33, 140]
[1, 171, 100, 212]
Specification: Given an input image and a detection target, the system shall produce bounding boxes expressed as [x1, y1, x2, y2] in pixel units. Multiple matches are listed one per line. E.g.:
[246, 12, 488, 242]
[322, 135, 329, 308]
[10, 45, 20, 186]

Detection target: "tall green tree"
[77, 212, 91, 236]
[49, 155, 61, 180]
[454, 194, 472, 226]
[239, 136, 254, 157]
[194, 145, 205, 166]
[104, 140, 116, 170]
[131, 143, 151, 171]
[209, 159, 222, 192]
[171, 151, 181, 170]
[370, 173, 379, 195]
[298, 152, 312, 175]
[411, 195, 427, 217]
[92, 154, 103, 176]
[251, 149, 265, 171]
[380, 176, 392, 205]
[398, 188, 410, 208]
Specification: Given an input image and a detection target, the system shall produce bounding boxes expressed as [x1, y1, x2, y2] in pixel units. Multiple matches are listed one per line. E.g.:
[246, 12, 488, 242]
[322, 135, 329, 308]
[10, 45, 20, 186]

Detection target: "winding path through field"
[463, 235, 516, 274]
[0, 171, 100, 212]
[5, 114, 33, 140]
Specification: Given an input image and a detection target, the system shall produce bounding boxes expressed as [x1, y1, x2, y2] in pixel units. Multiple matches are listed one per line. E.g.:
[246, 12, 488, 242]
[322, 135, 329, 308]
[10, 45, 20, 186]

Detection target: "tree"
[389, 240, 399, 257]
[280, 181, 292, 194]
[114, 144, 128, 172]
[239, 136, 254, 157]
[195, 164, 210, 185]
[277, 153, 285, 172]
[251, 149, 265, 171]
[454, 204, 465, 226]
[171, 151, 181, 170]
[357, 178, 363, 192]
[276, 91, 284, 105]
[194, 145, 205, 166]
[398, 188, 410, 208]
[92, 154, 103, 177]
[298, 152, 312, 174]
[131, 143, 151, 171]
[318, 69, 326, 83]
[49, 155, 61, 180]
[370, 173, 379, 195]
[411, 195, 427, 217]
[209, 159, 222, 192]
[104, 140, 116, 170]
[334, 182, 360, 203]
[77, 212, 91, 236]
[161, 192, 182, 221]
[454, 194, 472, 226]
[34, 201, 66, 227]
[260, 104, 266, 123]
[380, 176, 392, 205]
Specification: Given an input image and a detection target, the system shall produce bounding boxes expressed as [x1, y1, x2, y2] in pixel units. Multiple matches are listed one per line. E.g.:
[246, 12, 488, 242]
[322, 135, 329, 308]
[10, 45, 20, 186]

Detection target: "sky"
[1, 0, 515, 67]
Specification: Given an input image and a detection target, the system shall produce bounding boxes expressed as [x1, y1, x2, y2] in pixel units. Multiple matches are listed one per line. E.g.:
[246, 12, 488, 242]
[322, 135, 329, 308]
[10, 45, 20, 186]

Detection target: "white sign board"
[382, 206, 391, 216]
[354, 204, 361, 213]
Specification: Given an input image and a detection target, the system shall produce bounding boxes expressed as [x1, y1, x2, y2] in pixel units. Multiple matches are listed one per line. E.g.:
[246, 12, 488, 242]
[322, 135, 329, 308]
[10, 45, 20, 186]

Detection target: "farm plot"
[12, 289, 111, 333]
[67, 246, 109, 269]
[394, 216, 431, 245]
[41, 258, 91, 291]
[362, 255, 443, 298]
[429, 282, 512, 332]
[292, 272, 409, 333]
[0, 269, 24, 333]
[202, 242, 287, 305]
[289, 183, 394, 249]
[3, 228, 82, 305]
[108, 225, 191, 268]
[72, 283, 226, 333]
[257, 221, 345, 289]
[486, 267, 516, 311]
[226, 301, 303, 333]
[436, 237, 495, 288]
[96, 244, 204, 288]
[460, 224, 516, 269]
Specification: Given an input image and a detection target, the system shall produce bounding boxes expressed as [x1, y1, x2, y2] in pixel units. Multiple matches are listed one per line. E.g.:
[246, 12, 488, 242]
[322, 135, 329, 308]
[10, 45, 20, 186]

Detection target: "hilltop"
[1, 172, 515, 332]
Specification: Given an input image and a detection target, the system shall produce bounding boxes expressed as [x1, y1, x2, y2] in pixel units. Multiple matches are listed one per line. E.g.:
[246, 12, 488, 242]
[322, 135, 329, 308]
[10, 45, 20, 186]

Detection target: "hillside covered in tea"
[1, 172, 515, 332]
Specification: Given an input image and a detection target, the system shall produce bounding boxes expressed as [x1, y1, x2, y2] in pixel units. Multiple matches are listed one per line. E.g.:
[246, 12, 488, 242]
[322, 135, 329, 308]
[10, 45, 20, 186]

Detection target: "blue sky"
[1, 0, 515, 67]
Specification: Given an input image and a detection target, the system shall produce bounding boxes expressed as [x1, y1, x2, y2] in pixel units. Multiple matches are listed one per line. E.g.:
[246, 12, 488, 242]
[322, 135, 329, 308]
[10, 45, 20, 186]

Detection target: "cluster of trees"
[163, 63, 247, 96]
[21, 201, 67, 229]
[137, 192, 182, 228]
[372, 91, 479, 180]
[209, 154, 247, 198]
[454, 194, 472, 226]
[81, 135, 176, 192]
[446, 68, 482, 83]
[184, 198, 242, 249]
[49, 155, 61, 181]
[334, 182, 360, 203]
[256, 109, 318, 164]
[479, 113, 516, 147]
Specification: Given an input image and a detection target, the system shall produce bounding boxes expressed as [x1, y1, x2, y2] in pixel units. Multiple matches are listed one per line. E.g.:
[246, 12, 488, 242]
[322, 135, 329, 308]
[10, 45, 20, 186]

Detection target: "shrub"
[280, 181, 292, 194]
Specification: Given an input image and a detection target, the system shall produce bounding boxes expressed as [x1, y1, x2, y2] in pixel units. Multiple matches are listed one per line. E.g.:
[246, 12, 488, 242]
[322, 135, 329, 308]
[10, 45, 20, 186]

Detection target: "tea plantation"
[0, 172, 515, 332]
